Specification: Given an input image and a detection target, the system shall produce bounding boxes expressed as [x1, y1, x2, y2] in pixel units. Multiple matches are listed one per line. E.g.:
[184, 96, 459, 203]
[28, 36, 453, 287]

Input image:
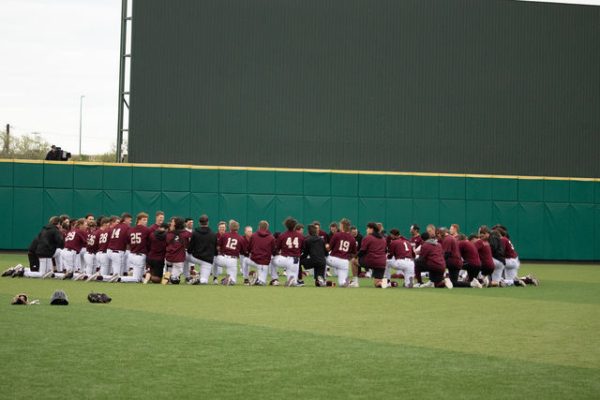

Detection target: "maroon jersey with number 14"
[108, 223, 130, 251]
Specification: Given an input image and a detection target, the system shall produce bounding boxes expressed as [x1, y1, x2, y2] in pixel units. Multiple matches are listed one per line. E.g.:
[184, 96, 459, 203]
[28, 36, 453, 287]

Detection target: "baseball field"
[1, 253, 598, 399]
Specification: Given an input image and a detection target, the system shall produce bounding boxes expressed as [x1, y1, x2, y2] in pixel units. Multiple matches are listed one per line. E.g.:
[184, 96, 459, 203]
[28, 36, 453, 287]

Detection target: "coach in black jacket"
[300, 224, 328, 285]
[188, 215, 217, 264]
[35, 217, 64, 258]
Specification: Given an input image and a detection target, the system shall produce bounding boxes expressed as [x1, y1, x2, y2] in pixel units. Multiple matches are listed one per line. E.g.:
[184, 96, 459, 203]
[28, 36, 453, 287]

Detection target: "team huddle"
[3, 211, 539, 289]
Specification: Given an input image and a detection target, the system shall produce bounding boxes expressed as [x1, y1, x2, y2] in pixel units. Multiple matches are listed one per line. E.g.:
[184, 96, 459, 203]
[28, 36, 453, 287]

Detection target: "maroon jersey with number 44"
[329, 232, 357, 260]
[277, 231, 305, 257]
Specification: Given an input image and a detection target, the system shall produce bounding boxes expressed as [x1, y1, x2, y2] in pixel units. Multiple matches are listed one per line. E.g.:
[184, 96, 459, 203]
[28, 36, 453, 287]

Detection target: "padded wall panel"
[191, 193, 219, 223]
[331, 173, 358, 197]
[275, 196, 304, 227]
[73, 189, 103, 218]
[543, 203, 570, 259]
[331, 197, 358, 225]
[569, 204, 595, 260]
[466, 201, 492, 235]
[44, 164, 73, 188]
[304, 196, 332, 226]
[247, 195, 276, 228]
[386, 175, 412, 198]
[190, 169, 219, 193]
[492, 178, 518, 201]
[219, 194, 247, 225]
[247, 171, 275, 194]
[596, 182, 600, 204]
[412, 199, 439, 227]
[543, 180, 570, 203]
[518, 179, 544, 202]
[439, 177, 465, 200]
[570, 181, 595, 203]
[466, 178, 492, 200]
[131, 166, 160, 191]
[161, 192, 191, 218]
[385, 199, 413, 233]
[220, 170, 247, 193]
[13, 163, 43, 187]
[104, 166, 132, 190]
[358, 198, 386, 229]
[102, 190, 132, 216]
[13, 188, 43, 248]
[0, 162, 13, 186]
[275, 172, 303, 195]
[439, 199, 466, 230]
[518, 203, 545, 259]
[161, 167, 190, 192]
[596, 206, 600, 261]
[304, 172, 331, 196]
[44, 189, 73, 221]
[413, 176, 439, 199]
[0, 187, 13, 248]
[132, 191, 161, 215]
[74, 164, 103, 189]
[358, 174, 386, 198]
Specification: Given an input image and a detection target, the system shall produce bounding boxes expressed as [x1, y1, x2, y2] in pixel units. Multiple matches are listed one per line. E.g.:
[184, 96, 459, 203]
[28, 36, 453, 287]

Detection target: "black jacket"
[301, 235, 327, 265]
[187, 226, 217, 263]
[489, 232, 506, 265]
[35, 224, 64, 257]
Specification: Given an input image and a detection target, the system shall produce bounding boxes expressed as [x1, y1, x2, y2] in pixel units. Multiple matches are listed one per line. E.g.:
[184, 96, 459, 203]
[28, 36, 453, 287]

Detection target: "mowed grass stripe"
[2, 274, 599, 370]
[1, 301, 599, 400]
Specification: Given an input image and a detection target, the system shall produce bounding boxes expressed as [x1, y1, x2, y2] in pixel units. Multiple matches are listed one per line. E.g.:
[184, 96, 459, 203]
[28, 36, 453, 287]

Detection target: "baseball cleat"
[470, 278, 483, 289]
[212, 277, 219, 285]
[1, 267, 15, 277]
[74, 274, 87, 281]
[63, 272, 74, 280]
[86, 272, 100, 282]
[269, 279, 280, 286]
[296, 280, 305, 287]
[380, 278, 389, 289]
[347, 278, 360, 288]
[482, 276, 490, 287]
[443, 278, 453, 289]
[109, 275, 121, 283]
[243, 278, 250, 286]
[517, 279, 528, 287]
[284, 276, 296, 287]
[11, 265, 25, 278]
[317, 276, 327, 287]
[418, 281, 434, 289]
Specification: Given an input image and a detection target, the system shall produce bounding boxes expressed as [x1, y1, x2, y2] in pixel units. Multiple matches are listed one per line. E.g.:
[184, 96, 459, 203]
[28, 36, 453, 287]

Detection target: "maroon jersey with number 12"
[219, 232, 246, 257]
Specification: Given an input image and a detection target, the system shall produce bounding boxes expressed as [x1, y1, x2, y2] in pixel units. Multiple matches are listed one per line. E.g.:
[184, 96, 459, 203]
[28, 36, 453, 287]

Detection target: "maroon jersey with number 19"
[329, 232, 357, 260]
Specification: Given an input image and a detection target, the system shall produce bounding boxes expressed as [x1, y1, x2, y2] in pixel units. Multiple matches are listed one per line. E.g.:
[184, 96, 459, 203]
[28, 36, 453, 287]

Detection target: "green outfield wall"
[1, 160, 599, 261]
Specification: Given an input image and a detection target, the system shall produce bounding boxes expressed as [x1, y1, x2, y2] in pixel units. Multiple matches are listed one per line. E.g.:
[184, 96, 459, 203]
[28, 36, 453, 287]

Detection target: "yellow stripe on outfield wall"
[0, 158, 598, 182]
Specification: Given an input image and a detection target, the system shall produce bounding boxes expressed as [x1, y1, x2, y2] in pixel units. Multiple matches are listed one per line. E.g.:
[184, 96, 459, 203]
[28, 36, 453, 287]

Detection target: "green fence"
[1, 160, 599, 261]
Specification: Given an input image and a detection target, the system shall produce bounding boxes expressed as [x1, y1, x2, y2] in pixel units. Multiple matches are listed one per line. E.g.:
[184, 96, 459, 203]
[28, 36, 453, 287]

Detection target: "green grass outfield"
[1, 253, 599, 400]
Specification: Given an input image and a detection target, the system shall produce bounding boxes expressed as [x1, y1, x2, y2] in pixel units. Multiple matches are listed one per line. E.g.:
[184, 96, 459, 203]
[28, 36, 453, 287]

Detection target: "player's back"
[277, 230, 304, 257]
[108, 223, 129, 251]
[329, 232, 356, 259]
[389, 237, 413, 259]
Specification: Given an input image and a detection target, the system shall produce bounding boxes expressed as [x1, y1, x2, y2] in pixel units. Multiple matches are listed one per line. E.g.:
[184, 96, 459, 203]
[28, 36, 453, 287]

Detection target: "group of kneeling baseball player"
[3, 210, 539, 288]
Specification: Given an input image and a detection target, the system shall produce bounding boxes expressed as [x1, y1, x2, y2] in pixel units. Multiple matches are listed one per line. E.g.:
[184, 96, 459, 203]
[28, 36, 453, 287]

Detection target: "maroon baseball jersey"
[277, 230, 305, 257]
[501, 237, 518, 258]
[410, 234, 423, 249]
[86, 230, 100, 254]
[219, 232, 246, 257]
[441, 235, 462, 268]
[389, 237, 413, 259]
[473, 239, 494, 270]
[165, 230, 191, 263]
[318, 230, 329, 245]
[97, 228, 110, 252]
[240, 235, 251, 257]
[458, 240, 481, 266]
[148, 223, 160, 234]
[129, 224, 150, 254]
[148, 230, 167, 260]
[359, 234, 387, 268]
[108, 223, 130, 251]
[329, 232, 357, 260]
[419, 241, 446, 271]
[64, 229, 87, 253]
[249, 229, 276, 265]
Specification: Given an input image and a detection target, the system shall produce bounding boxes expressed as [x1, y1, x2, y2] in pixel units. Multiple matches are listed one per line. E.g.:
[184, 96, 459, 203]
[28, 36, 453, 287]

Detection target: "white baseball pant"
[326, 255, 350, 286]
[270, 255, 298, 283]
[120, 253, 146, 283]
[108, 249, 125, 276]
[214, 255, 239, 284]
[245, 258, 269, 284]
[491, 258, 505, 283]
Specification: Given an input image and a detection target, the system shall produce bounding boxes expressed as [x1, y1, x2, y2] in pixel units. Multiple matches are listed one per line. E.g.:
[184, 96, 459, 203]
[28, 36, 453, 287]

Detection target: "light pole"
[79, 95, 85, 156]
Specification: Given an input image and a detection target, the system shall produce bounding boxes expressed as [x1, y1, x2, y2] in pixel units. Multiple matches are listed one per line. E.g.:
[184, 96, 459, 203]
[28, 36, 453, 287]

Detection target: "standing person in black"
[300, 224, 328, 287]
[350, 226, 364, 276]
[35, 216, 64, 277]
[188, 214, 218, 285]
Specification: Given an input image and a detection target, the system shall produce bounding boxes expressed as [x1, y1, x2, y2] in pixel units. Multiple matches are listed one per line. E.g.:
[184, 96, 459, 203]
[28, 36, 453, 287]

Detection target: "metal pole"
[4, 124, 9, 154]
[116, 0, 128, 162]
[79, 95, 85, 156]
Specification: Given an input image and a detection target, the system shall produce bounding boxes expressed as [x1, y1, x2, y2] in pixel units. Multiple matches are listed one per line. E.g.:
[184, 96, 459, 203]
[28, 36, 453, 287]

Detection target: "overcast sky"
[0, 0, 598, 155]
